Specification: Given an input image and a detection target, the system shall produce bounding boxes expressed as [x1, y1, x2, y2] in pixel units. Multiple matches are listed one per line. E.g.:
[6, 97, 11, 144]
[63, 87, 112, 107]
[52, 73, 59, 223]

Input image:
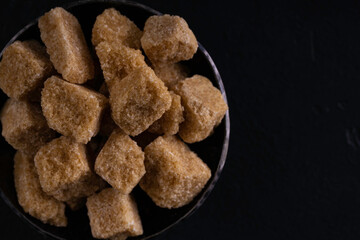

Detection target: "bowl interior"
[0, 0, 230, 239]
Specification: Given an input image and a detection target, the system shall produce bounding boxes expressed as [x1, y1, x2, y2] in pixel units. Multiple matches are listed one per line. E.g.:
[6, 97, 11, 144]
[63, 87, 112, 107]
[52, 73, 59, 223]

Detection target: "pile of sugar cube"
[0, 7, 228, 239]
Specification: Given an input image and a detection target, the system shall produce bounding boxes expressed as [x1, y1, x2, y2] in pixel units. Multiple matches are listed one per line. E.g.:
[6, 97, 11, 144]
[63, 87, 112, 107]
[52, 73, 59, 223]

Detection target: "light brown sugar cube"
[153, 62, 188, 89]
[34, 136, 101, 201]
[86, 188, 143, 239]
[174, 75, 228, 143]
[92, 8, 142, 49]
[95, 129, 145, 194]
[141, 14, 198, 64]
[0, 40, 53, 100]
[38, 7, 94, 84]
[1, 99, 55, 155]
[148, 91, 184, 135]
[41, 76, 107, 144]
[109, 67, 171, 136]
[95, 41, 147, 84]
[14, 151, 67, 227]
[140, 135, 211, 208]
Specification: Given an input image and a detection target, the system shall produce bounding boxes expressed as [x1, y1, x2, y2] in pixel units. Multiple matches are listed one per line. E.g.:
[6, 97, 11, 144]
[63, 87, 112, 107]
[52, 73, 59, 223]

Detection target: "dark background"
[2, 0, 360, 239]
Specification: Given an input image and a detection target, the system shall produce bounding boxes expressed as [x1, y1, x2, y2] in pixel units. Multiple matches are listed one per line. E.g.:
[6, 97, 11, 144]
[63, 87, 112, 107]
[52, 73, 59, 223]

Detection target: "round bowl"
[0, 0, 230, 239]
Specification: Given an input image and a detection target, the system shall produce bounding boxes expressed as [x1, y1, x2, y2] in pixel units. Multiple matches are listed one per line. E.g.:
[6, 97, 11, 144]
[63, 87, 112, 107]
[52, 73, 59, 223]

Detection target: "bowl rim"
[0, 0, 230, 239]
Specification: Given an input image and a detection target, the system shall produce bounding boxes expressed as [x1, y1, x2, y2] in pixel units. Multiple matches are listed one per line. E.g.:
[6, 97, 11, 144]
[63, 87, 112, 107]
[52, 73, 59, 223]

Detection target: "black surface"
[2, 0, 360, 239]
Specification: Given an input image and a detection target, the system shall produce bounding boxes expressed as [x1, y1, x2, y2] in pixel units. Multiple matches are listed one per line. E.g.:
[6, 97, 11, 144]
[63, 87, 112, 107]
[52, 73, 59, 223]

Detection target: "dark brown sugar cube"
[153, 63, 188, 89]
[41, 76, 107, 144]
[95, 129, 145, 194]
[38, 7, 94, 84]
[148, 91, 184, 135]
[109, 67, 171, 136]
[0, 40, 53, 100]
[174, 75, 228, 143]
[92, 8, 142, 49]
[14, 151, 67, 227]
[95, 41, 147, 84]
[34, 136, 100, 201]
[141, 15, 198, 64]
[140, 135, 211, 208]
[1, 99, 55, 155]
[86, 188, 143, 239]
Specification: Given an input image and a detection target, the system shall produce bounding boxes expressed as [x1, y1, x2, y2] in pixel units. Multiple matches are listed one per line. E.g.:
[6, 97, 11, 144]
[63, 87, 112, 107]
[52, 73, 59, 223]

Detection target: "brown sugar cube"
[14, 151, 67, 227]
[1, 99, 55, 155]
[0, 40, 53, 100]
[41, 76, 107, 144]
[109, 67, 171, 136]
[86, 188, 143, 239]
[38, 7, 94, 84]
[148, 91, 184, 135]
[92, 8, 142, 49]
[95, 129, 145, 194]
[34, 136, 101, 201]
[141, 15, 198, 64]
[95, 41, 147, 84]
[174, 75, 228, 143]
[140, 135, 211, 208]
[153, 63, 188, 89]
